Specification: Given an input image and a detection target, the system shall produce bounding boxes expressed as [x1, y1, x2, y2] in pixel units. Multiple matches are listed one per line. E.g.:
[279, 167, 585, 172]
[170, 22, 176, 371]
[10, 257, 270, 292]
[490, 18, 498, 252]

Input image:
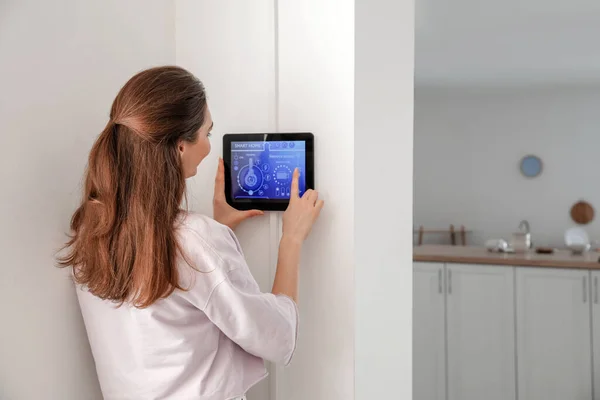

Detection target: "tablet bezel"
[223, 132, 315, 211]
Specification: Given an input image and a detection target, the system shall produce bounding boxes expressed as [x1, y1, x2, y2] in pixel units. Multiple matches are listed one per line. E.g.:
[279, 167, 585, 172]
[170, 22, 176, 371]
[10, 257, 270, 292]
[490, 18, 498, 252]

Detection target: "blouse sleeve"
[178, 216, 299, 366]
[205, 269, 299, 365]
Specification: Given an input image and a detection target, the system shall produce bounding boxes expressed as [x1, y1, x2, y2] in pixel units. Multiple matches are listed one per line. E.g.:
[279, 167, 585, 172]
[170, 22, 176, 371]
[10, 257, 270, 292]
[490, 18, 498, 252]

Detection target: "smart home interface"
[223, 133, 314, 211]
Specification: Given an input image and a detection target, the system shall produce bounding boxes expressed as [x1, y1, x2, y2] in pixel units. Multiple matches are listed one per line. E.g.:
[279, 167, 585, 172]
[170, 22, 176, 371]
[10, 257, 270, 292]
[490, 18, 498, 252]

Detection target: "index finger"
[290, 168, 300, 199]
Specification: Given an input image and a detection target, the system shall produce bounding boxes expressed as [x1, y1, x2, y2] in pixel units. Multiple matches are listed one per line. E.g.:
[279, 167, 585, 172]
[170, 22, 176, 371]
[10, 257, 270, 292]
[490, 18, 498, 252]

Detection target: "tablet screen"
[230, 140, 306, 200]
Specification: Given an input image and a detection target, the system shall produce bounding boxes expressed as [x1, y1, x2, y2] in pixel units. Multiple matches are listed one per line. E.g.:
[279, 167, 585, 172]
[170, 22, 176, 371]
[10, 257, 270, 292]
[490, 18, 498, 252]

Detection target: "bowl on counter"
[564, 227, 591, 255]
[485, 239, 509, 253]
[567, 243, 591, 255]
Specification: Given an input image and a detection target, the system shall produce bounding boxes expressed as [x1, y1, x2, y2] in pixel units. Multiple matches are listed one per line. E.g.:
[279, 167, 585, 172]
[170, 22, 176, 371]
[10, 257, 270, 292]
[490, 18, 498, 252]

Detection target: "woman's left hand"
[213, 158, 264, 230]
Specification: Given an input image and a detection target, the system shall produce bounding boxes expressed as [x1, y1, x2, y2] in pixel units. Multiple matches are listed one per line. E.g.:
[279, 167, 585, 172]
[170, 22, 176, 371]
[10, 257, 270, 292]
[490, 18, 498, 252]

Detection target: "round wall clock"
[520, 155, 543, 178]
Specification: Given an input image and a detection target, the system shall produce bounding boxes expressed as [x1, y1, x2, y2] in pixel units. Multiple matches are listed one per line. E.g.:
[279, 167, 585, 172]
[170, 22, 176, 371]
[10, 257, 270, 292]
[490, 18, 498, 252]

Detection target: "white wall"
[0, 1, 175, 398]
[355, 0, 414, 398]
[414, 84, 600, 247]
[277, 2, 355, 399]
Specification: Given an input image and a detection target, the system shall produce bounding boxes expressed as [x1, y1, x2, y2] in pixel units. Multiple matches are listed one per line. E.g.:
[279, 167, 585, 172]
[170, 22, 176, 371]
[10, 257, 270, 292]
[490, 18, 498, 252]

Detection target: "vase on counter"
[510, 220, 532, 253]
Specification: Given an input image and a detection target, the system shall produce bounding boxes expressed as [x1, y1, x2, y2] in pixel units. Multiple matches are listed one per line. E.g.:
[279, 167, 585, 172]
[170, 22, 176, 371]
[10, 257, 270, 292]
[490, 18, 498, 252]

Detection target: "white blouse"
[76, 213, 298, 400]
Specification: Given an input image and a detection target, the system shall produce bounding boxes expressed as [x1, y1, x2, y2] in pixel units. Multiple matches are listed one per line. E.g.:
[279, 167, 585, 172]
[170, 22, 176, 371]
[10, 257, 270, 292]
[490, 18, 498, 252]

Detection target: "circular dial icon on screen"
[237, 157, 264, 195]
[273, 165, 293, 187]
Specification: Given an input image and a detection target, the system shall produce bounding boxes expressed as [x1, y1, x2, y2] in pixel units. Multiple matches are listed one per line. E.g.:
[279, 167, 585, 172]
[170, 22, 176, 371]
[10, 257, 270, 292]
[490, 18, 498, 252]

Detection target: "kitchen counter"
[414, 245, 600, 269]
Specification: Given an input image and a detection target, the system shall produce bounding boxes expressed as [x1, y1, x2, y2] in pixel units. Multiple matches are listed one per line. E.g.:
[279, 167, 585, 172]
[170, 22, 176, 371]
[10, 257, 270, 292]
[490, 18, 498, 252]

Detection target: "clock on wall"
[519, 155, 543, 178]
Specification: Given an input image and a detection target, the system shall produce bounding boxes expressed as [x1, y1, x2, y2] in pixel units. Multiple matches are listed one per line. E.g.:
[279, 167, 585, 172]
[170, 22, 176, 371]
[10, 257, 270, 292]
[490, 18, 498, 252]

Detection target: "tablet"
[223, 133, 314, 211]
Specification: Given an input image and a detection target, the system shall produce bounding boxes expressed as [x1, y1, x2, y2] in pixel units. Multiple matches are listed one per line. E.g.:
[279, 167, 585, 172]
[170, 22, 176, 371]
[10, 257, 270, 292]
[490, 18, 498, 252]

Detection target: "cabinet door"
[446, 264, 516, 400]
[517, 268, 592, 400]
[592, 271, 600, 400]
[413, 262, 446, 400]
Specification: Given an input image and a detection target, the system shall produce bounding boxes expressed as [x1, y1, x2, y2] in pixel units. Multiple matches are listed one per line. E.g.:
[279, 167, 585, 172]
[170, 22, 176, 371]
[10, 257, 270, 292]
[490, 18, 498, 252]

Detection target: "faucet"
[518, 220, 530, 234]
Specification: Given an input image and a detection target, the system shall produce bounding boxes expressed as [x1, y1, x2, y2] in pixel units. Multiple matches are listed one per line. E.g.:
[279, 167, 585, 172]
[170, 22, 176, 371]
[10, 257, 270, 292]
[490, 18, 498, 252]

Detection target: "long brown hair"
[59, 66, 207, 308]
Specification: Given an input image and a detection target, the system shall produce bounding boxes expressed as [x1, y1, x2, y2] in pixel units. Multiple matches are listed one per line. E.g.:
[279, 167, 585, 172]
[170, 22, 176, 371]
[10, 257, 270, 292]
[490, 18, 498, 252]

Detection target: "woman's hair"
[58, 66, 207, 308]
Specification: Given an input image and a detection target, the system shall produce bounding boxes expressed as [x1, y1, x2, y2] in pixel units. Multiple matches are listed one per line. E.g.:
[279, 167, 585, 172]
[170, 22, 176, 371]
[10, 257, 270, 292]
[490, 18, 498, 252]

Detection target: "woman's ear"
[177, 139, 186, 155]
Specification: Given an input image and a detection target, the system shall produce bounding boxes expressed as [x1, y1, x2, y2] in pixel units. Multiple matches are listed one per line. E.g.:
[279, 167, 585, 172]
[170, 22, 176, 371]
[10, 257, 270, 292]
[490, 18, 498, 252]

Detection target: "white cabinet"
[413, 262, 516, 400]
[414, 262, 596, 400]
[446, 264, 516, 400]
[592, 271, 600, 400]
[413, 262, 446, 400]
[516, 268, 593, 400]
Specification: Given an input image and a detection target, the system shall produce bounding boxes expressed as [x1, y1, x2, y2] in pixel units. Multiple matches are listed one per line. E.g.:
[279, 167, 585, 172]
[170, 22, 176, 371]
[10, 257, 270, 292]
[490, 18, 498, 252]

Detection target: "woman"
[59, 66, 323, 400]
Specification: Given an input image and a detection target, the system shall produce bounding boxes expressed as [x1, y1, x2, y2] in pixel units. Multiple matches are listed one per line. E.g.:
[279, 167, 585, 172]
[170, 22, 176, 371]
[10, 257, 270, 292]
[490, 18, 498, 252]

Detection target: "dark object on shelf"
[570, 200, 595, 225]
[535, 247, 554, 254]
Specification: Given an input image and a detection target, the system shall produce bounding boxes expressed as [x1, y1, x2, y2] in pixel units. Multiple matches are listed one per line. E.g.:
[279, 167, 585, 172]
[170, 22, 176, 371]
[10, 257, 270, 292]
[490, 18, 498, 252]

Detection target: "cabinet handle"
[595, 276, 598, 304]
[583, 276, 588, 303]
[438, 269, 443, 294]
[448, 269, 452, 294]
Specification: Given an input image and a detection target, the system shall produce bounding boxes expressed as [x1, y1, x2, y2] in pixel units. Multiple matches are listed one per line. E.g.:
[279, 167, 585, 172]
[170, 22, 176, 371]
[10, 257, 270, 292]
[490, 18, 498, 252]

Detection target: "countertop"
[414, 245, 600, 269]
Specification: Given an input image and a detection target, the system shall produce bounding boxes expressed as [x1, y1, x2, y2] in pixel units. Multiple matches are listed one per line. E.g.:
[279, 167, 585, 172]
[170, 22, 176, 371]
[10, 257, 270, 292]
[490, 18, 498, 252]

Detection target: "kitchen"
[413, 0, 600, 399]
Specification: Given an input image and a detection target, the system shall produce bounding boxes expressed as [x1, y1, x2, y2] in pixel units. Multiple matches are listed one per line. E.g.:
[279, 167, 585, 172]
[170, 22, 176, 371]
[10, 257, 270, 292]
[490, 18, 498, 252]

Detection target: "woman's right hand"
[282, 168, 324, 243]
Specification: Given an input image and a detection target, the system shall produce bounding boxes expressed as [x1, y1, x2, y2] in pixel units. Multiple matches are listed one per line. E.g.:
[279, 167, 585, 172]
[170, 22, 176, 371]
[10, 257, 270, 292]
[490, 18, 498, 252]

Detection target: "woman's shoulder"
[176, 212, 242, 269]
[178, 212, 227, 235]
[173, 213, 239, 308]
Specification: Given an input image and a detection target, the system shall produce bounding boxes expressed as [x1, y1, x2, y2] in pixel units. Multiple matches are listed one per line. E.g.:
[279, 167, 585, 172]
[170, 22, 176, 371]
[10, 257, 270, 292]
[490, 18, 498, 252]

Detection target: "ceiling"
[415, 0, 600, 85]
